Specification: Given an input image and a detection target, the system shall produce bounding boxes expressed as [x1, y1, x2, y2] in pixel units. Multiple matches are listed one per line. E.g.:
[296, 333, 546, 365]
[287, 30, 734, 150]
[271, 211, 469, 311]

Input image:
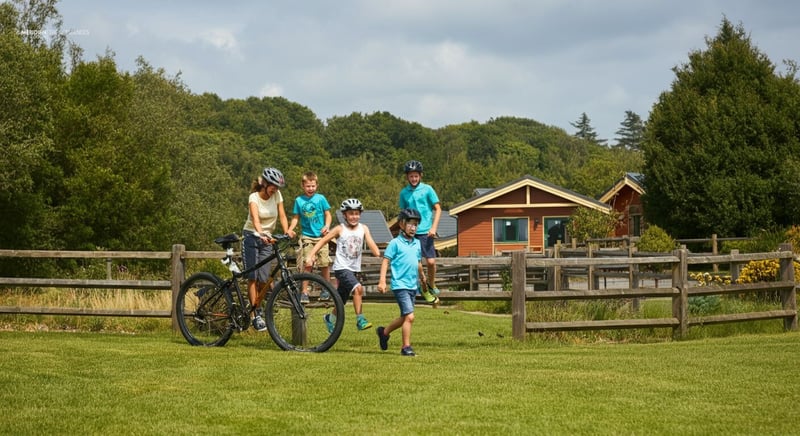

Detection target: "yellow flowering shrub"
[689, 272, 731, 286]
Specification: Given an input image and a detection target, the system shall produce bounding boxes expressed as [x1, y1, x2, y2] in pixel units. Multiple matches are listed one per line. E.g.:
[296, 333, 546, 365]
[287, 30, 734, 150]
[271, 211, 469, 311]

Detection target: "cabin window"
[493, 218, 528, 242]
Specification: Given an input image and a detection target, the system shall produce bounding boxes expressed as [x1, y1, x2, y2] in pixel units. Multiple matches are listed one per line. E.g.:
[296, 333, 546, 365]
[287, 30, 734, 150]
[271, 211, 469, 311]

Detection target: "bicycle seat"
[214, 233, 241, 249]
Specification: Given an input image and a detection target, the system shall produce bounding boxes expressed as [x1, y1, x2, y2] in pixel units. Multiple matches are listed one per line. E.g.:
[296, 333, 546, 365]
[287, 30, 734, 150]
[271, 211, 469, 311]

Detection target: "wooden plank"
[686, 251, 793, 265]
[687, 281, 795, 296]
[0, 306, 171, 317]
[527, 318, 679, 332]
[526, 256, 679, 267]
[688, 310, 797, 326]
[0, 278, 171, 290]
[0, 250, 171, 259]
[527, 288, 678, 300]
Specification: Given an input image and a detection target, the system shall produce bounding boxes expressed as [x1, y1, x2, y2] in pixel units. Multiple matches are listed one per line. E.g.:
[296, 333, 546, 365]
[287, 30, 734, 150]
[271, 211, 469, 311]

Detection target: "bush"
[636, 225, 677, 252]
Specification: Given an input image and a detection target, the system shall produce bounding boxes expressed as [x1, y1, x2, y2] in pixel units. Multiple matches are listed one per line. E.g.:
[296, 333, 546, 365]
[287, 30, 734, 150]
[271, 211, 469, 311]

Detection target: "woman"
[242, 167, 289, 332]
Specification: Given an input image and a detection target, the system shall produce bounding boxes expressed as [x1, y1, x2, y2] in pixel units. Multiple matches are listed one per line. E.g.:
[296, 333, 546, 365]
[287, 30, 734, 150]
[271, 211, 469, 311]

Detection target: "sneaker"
[323, 313, 335, 334]
[428, 283, 441, 296]
[420, 289, 436, 303]
[319, 289, 331, 301]
[401, 346, 416, 357]
[252, 315, 267, 332]
[300, 293, 310, 304]
[356, 316, 373, 331]
[377, 326, 389, 350]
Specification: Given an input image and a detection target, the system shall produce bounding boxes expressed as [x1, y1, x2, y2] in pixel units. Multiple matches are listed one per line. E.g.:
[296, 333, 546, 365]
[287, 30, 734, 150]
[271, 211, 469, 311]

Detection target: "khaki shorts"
[298, 236, 331, 269]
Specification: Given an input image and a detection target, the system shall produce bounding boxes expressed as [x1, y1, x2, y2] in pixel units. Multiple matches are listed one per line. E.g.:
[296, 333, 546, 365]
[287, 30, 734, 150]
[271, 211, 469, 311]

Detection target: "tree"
[570, 112, 606, 146]
[642, 18, 800, 238]
[614, 110, 645, 150]
[568, 207, 619, 243]
[0, 1, 64, 250]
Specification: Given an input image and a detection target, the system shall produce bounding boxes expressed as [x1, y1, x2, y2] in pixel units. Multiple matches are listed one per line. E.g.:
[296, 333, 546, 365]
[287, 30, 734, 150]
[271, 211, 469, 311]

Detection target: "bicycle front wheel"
[265, 273, 344, 352]
[176, 272, 234, 346]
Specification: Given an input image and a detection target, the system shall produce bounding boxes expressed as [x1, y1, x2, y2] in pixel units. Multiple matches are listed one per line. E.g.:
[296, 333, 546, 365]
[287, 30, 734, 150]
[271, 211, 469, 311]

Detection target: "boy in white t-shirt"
[305, 198, 381, 332]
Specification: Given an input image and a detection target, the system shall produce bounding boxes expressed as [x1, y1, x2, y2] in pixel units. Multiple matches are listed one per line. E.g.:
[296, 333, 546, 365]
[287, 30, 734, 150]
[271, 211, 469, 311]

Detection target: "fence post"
[712, 233, 719, 273]
[630, 244, 640, 312]
[778, 243, 797, 331]
[729, 249, 741, 283]
[587, 243, 596, 290]
[671, 248, 688, 339]
[511, 250, 527, 341]
[171, 244, 186, 332]
[552, 242, 561, 291]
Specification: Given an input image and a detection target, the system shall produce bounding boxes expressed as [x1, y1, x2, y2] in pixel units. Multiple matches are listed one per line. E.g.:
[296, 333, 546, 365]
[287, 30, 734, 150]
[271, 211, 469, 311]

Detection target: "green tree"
[570, 112, 606, 146]
[568, 207, 619, 243]
[0, 1, 64, 249]
[642, 18, 800, 238]
[614, 110, 645, 150]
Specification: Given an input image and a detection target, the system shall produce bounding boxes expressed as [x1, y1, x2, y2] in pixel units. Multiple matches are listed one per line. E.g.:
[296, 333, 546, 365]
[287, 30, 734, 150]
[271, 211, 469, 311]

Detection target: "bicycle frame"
[216, 234, 306, 330]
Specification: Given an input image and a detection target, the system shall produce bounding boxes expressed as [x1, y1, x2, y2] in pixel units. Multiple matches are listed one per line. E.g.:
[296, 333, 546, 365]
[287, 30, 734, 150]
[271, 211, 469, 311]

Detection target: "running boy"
[376, 208, 427, 357]
[305, 198, 381, 332]
[399, 160, 442, 303]
[287, 171, 332, 303]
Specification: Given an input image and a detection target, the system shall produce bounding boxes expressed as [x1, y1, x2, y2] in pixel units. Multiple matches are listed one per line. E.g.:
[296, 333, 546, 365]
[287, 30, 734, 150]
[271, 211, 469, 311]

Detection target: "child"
[399, 160, 442, 304]
[376, 208, 428, 357]
[287, 171, 333, 303]
[305, 198, 381, 332]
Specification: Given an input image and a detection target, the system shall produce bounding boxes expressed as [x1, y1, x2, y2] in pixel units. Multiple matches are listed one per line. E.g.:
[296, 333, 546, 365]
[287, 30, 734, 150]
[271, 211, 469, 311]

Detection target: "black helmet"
[398, 208, 421, 222]
[404, 160, 423, 173]
[261, 167, 285, 188]
[340, 198, 363, 211]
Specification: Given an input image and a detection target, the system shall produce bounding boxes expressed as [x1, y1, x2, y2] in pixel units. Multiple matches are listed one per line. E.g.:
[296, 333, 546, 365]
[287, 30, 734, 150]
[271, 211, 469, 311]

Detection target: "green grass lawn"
[2, 302, 799, 435]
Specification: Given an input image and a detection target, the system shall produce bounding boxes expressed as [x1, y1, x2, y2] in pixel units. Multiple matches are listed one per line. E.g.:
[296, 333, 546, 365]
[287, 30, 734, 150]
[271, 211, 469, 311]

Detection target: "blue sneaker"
[401, 346, 416, 357]
[356, 316, 372, 331]
[428, 283, 441, 296]
[319, 289, 331, 301]
[300, 293, 310, 304]
[377, 326, 389, 350]
[323, 313, 335, 333]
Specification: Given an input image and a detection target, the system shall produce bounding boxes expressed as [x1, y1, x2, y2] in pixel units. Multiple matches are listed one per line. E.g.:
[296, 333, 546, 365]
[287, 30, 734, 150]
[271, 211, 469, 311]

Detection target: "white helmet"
[340, 198, 363, 211]
[261, 167, 285, 188]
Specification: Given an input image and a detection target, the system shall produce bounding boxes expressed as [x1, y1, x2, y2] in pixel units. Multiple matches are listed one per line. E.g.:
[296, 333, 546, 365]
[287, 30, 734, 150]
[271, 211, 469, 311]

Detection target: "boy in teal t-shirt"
[287, 171, 332, 302]
[377, 208, 427, 357]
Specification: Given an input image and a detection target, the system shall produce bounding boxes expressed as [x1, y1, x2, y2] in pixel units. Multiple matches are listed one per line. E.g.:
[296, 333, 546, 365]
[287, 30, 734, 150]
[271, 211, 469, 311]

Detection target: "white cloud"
[258, 83, 283, 98]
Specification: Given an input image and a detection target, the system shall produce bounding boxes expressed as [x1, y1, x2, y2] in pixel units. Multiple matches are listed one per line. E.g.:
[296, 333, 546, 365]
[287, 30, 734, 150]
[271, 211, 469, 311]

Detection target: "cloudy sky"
[58, 0, 798, 142]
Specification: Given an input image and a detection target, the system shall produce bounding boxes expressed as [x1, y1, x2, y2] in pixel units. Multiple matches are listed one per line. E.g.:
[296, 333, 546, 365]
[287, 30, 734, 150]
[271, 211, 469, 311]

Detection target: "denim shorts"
[392, 288, 416, 316]
[416, 234, 436, 259]
[242, 231, 274, 282]
[334, 269, 360, 304]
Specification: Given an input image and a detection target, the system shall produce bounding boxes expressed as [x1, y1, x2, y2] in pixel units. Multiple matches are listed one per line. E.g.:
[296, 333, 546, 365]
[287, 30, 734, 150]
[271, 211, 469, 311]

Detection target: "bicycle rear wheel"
[265, 272, 344, 352]
[176, 272, 234, 346]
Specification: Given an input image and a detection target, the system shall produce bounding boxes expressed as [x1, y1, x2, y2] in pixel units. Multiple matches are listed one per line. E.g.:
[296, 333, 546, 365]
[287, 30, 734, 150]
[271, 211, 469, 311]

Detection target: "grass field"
[2, 302, 800, 435]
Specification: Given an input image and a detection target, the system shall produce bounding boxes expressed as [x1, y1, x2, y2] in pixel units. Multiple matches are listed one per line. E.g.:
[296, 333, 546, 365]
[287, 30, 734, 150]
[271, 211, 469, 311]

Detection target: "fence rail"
[1, 243, 797, 340]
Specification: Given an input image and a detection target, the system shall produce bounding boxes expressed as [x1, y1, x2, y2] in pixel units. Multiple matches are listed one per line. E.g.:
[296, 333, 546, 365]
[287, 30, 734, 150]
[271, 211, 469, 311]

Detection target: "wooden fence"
[0, 244, 797, 340]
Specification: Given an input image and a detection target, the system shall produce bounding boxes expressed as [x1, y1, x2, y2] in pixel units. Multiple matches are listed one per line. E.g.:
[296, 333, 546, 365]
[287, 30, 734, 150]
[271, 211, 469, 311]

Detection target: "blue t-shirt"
[399, 182, 439, 234]
[292, 193, 331, 237]
[384, 234, 421, 290]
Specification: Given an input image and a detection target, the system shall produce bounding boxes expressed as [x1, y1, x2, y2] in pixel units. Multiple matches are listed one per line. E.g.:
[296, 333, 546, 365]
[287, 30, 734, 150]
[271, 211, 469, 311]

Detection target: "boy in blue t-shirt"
[287, 171, 332, 302]
[399, 160, 441, 304]
[376, 208, 428, 357]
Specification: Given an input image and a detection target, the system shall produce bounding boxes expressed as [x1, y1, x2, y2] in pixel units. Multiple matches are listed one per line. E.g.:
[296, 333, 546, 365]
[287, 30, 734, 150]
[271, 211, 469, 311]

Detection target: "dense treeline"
[7, 3, 798, 264]
[0, 1, 642, 255]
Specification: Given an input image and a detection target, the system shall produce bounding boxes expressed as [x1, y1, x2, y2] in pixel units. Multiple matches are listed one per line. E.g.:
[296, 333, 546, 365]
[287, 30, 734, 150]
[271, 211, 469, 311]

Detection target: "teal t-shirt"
[384, 234, 421, 290]
[398, 182, 439, 234]
[292, 193, 331, 237]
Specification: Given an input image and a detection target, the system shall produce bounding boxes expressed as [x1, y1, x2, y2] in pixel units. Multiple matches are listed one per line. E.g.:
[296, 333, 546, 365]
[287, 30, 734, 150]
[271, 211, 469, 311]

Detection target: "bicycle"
[175, 233, 345, 352]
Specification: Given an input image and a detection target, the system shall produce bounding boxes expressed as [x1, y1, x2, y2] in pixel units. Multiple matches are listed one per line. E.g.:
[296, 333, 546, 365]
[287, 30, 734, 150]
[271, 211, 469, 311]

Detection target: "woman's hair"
[250, 176, 265, 193]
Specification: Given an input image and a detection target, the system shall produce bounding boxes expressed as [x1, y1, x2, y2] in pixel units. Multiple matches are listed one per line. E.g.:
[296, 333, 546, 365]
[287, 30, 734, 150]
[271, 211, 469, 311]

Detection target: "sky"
[56, 0, 799, 142]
